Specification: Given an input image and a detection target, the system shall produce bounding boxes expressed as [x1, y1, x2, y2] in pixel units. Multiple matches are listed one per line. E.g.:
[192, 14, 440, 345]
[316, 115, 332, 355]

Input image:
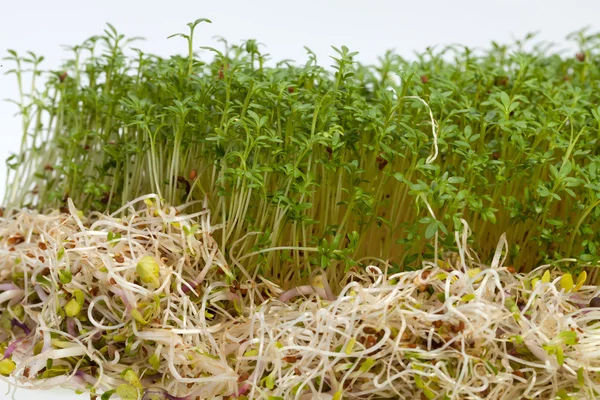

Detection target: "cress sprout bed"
[1, 19, 600, 399]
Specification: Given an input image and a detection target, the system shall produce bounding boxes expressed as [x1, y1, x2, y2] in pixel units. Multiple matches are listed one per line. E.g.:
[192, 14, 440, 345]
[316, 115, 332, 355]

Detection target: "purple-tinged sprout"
[34, 285, 48, 302]
[568, 294, 590, 308]
[74, 370, 97, 385]
[181, 281, 197, 294]
[590, 297, 600, 308]
[279, 285, 314, 303]
[317, 273, 336, 301]
[0, 283, 18, 291]
[110, 288, 132, 311]
[11, 319, 31, 335]
[280, 271, 337, 303]
[237, 383, 251, 397]
[235, 371, 255, 397]
[4, 338, 24, 358]
[66, 318, 78, 337]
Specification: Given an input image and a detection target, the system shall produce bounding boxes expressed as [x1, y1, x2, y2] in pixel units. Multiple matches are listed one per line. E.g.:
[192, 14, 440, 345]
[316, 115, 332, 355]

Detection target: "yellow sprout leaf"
[116, 384, 139, 400]
[122, 369, 143, 389]
[33, 342, 43, 355]
[264, 374, 275, 390]
[423, 386, 436, 400]
[10, 304, 24, 319]
[0, 359, 16, 376]
[64, 298, 82, 318]
[560, 273, 574, 292]
[149, 353, 160, 370]
[541, 270, 551, 284]
[73, 289, 85, 305]
[461, 294, 475, 302]
[467, 268, 482, 279]
[359, 358, 375, 373]
[577, 367, 585, 387]
[344, 338, 356, 355]
[244, 349, 259, 357]
[311, 274, 324, 288]
[131, 309, 148, 325]
[136, 256, 160, 287]
[575, 271, 587, 291]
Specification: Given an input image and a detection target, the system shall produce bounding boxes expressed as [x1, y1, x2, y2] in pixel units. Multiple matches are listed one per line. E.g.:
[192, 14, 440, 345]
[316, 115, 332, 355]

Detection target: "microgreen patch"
[6, 23, 600, 283]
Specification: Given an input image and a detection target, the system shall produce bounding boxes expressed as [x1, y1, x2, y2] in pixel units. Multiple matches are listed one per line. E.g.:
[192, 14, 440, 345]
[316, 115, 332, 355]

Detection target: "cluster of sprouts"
[6, 23, 600, 283]
[0, 196, 599, 399]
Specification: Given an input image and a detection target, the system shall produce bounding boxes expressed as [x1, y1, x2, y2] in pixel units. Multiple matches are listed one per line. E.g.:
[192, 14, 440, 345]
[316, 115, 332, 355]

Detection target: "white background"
[0, 0, 599, 398]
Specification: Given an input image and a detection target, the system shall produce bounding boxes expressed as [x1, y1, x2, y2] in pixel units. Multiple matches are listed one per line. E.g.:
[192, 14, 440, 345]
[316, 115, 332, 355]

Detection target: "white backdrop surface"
[0, 0, 599, 398]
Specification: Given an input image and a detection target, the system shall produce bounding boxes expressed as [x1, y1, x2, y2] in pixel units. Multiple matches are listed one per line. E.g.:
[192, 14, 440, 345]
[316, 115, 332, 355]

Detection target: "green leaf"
[556, 389, 573, 400]
[577, 367, 585, 387]
[558, 330, 578, 346]
[73, 289, 85, 305]
[556, 345, 564, 365]
[447, 176, 465, 184]
[499, 92, 511, 109]
[461, 294, 475, 302]
[57, 247, 65, 261]
[149, 353, 160, 370]
[425, 221, 438, 239]
[344, 338, 356, 355]
[243, 349, 258, 357]
[122, 369, 143, 389]
[359, 358, 375, 373]
[65, 298, 82, 317]
[263, 374, 275, 390]
[131, 309, 148, 325]
[136, 256, 160, 287]
[0, 359, 16, 376]
[115, 384, 138, 400]
[510, 335, 524, 344]
[484, 360, 498, 375]
[423, 386, 436, 399]
[101, 390, 116, 400]
[58, 268, 72, 284]
[560, 160, 573, 178]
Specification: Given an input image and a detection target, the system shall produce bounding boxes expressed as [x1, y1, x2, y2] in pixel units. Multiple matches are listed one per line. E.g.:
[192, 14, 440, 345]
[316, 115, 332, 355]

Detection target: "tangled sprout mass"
[4, 20, 600, 400]
[0, 196, 599, 399]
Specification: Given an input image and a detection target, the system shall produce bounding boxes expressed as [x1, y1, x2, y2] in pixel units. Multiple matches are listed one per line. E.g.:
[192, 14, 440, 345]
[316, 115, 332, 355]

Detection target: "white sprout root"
[0, 196, 599, 400]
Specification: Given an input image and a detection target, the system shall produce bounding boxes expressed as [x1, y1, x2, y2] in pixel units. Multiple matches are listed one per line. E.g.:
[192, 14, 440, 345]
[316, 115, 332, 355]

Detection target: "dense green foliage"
[5, 21, 600, 284]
